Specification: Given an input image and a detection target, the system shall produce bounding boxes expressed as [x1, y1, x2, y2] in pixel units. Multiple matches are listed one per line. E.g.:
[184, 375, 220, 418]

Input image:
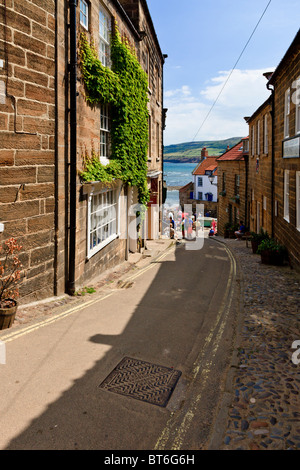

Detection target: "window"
[295, 77, 300, 134]
[296, 172, 300, 231]
[148, 114, 152, 160]
[100, 105, 110, 165]
[235, 175, 240, 196]
[284, 170, 290, 222]
[156, 66, 160, 102]
[197, 177, 203, 187]
[142, 48, 150, 87]
[264, 114, 268, 154]
[263, 196, 267, 211]
[80, 0, 89, 30]
[198, 192, 203, 200]
[99, 8, 111, 67]
[284, 88, 290, 138]
[222, 172, 226, 192]
[251, 125, 255, 157]
[257, 201, 261, 233]
[88, 189, 119, 258]
[156, 122, 160, 159]
[257, 120, 260, 155]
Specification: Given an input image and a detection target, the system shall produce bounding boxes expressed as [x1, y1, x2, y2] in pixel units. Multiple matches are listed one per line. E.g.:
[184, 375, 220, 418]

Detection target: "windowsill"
[284, 216, 290, 224]
[87, 233, 119, 260]
[80, 22, 89, 31]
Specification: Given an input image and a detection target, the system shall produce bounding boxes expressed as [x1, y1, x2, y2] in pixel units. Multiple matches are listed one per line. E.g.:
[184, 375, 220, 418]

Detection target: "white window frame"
[264, 114, 268, 154]
[87, 188, 120, 259]
[295, 77, 300, 135]
[296, 171, 300, 231]
[80, 0, 89, 30]
[284, 170, 290, 223]
[100, 104, 110, 165]
[257, 201, 261, 233]
[263, 196, 267, 211]
[257, 120, 260, 156]
[284, 88, 290, 138]
[99, 7, 111, 67]
[251, 125, 255, 157]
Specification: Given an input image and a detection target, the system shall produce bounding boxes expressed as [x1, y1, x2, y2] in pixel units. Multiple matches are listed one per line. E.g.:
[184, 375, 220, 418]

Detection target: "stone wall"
[247, 97, 273, 235]
[217, 160, 246, 236]
[0, 0, 56, 303]
[271, 35, 300, 268]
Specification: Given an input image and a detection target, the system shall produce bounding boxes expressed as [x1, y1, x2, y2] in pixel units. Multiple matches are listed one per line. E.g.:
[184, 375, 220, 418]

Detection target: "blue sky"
[147, 0, 300, 145]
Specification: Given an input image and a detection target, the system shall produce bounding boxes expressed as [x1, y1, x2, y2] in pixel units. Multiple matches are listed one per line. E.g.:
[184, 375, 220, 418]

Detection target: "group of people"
[167, 208, 246, 242]
[168, 209, 218, 240]
[168, 210, 197, 240]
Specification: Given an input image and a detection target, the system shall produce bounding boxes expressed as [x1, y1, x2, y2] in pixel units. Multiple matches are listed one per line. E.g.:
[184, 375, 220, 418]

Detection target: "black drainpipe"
[68, 0, 77, 295]
[267, 82, 275, 238]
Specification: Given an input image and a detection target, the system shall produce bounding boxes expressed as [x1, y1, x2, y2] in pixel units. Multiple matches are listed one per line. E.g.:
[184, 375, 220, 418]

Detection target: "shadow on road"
[3, 237, 235, 450]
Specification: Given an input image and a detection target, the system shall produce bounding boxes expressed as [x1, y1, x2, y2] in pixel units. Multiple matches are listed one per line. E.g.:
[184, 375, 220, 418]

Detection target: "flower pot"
[251, 239, 260, 254]
[0, 300, 18, 330]
[260, 250, 284, 266]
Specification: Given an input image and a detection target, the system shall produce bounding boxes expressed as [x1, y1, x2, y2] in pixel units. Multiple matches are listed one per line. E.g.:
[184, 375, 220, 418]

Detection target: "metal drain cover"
[99, 357, 182, 407]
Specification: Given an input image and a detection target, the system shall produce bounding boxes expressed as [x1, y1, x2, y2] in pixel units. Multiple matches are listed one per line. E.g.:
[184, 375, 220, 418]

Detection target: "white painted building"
[192, 148, 219, 204]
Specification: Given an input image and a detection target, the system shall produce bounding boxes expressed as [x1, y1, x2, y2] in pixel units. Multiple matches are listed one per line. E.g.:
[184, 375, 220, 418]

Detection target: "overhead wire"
[183, 0, 272, 156]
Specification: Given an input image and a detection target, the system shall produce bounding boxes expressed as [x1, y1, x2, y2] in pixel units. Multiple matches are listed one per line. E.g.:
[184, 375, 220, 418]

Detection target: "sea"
[163, 161, 196, 210]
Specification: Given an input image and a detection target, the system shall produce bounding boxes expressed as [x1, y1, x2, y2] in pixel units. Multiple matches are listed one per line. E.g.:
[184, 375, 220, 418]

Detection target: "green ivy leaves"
[78, 29, 150, 206]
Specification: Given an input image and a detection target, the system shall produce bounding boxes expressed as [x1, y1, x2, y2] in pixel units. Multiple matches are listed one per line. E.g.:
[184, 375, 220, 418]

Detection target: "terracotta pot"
[0, 299, 18, 330]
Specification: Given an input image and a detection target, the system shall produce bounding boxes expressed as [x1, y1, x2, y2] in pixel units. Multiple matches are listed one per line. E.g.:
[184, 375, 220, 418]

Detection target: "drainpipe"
[267, 82, 275, 238]
[68, 0, 77, 295]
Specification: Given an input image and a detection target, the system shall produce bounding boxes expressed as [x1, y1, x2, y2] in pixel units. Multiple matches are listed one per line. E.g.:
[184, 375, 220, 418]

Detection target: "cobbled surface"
[220, 238, 300, 450]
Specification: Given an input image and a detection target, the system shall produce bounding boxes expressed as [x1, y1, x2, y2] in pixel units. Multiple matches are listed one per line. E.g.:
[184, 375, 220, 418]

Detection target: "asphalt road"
[0, 237, 240, 450]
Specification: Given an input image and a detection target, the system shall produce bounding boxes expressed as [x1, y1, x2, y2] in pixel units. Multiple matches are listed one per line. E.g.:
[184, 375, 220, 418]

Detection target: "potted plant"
[250, 228, 269, 254]
[257, 238, 287, 266]
[224, 222, 231, 238]
[229, 223, 239, 239]
[0, 238, 23, 330]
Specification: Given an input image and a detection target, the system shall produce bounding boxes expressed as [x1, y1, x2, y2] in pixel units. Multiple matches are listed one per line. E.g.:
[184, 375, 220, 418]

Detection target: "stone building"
[217, 139, 248, 236]
[179, 148, 219, 216]
[0, 0, 56, 302]
[246, 96, 273, 235]
[0, 0, 165, 303]
[267, 29, 300, 267]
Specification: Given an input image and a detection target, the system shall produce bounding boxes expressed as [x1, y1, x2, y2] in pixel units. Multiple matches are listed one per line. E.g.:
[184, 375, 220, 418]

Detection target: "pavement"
[2, 237, 176, 334]
[210, 236, 300, 451]
[1, 231, 299, 451]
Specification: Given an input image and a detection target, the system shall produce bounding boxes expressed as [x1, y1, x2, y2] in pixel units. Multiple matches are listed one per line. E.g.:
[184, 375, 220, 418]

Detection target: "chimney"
[201, 147, 208, 158]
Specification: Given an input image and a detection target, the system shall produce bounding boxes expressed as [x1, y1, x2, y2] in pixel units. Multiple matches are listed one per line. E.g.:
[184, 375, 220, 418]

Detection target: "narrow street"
[0, 236, 240, 450]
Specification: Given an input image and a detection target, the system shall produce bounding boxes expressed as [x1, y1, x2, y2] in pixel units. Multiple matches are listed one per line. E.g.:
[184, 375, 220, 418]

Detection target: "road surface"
[0, 237, 240, 450]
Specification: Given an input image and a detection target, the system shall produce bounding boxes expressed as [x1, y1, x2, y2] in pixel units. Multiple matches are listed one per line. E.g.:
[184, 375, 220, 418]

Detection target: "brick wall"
[271, 34, 300, 268]
[217, 160, 246, 236]
[247, 97, 273, 235]
[55, 0, 164, 291]
[0, 0, 56, 303]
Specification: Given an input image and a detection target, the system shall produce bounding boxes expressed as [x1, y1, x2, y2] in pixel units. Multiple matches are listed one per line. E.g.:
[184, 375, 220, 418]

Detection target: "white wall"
[193, 175, 218, 202]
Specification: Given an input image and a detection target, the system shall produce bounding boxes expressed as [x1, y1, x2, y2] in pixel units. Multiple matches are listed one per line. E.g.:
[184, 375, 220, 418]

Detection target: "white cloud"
[163, 68, 274, 145]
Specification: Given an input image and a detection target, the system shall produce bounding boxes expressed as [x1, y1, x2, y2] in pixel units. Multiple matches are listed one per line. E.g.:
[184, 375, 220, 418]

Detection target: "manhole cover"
[99, 357, 182, 407]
